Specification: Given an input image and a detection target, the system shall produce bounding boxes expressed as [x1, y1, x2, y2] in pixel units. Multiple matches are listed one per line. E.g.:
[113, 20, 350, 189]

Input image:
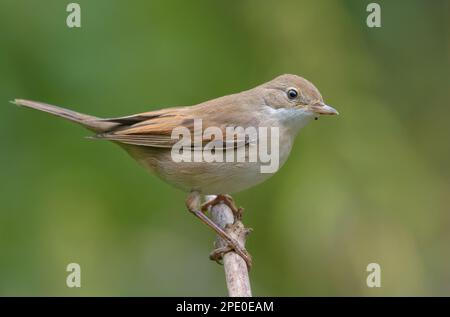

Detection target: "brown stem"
[205, 195, 252, 297]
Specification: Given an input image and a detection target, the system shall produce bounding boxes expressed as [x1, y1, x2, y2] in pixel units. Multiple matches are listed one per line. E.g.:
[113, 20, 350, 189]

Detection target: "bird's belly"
[123, 142, 292, 194]
[163, 160, 272, 194]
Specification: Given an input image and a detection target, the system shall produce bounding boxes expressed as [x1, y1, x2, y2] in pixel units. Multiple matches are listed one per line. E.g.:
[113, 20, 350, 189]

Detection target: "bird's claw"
[209, 242, 253, 270]
[201, 194, 244, 220]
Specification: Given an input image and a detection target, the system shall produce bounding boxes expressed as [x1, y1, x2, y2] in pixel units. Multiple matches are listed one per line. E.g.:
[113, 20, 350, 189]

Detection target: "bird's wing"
[95, 105, 258, 149]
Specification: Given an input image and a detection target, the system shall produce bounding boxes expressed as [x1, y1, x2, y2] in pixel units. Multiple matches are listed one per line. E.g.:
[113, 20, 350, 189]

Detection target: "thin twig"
[205, 195, 252, 297]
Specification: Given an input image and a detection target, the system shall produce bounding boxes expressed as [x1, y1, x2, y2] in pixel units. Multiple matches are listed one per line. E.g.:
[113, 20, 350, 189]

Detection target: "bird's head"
[260, 74, 339, 119]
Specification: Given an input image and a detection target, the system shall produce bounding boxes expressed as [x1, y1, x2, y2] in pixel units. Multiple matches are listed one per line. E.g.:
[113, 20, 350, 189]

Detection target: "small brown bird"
[13, 74, 338, 268]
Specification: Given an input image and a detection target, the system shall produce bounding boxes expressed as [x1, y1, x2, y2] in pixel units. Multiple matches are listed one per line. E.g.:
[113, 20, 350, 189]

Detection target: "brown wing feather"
[96, 94, 261, 148]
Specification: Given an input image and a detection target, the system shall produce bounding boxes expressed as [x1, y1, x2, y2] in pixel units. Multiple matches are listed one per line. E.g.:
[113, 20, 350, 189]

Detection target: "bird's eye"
[287, 88, 298, 100]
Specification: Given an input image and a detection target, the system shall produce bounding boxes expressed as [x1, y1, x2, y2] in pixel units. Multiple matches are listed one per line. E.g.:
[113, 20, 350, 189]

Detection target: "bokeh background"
[0, 0, 449, 296]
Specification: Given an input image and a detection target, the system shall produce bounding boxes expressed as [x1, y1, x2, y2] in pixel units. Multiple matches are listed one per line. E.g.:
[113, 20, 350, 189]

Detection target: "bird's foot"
[201, 194, 244, 220]
[210, 221, 253, 269]
[209, 240, 253, 269]
[209, 246, 232, 265]
[186, 191, 252, 270]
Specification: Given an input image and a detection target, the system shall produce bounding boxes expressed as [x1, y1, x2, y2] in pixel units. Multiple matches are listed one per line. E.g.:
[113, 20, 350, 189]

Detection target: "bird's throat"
[273, 107, 314, 136]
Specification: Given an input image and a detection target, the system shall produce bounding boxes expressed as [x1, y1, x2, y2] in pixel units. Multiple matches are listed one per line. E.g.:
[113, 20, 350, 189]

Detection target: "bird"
[13, 74, 338, 268]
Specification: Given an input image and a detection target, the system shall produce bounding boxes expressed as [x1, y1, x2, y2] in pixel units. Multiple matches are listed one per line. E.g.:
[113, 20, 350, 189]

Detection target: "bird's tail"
[12, 99, 117, 133]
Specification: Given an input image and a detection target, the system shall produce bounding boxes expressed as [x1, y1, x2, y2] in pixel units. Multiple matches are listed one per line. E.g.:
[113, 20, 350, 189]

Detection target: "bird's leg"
[201, 194, 244, 220]
[209, 219, 253, 266]
[186, 191, 252, 269]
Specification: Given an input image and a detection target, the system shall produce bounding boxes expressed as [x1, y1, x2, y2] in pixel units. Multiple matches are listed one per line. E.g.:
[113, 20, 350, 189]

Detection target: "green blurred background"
[0, 0, 449, 296]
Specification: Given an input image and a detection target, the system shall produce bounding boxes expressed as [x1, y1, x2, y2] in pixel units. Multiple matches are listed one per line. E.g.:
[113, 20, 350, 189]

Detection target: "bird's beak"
[309, 102, 339, 116]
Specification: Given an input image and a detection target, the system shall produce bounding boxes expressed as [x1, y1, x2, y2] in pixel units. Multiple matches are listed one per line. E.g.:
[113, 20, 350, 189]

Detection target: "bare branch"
[206, 195, 252, 297]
